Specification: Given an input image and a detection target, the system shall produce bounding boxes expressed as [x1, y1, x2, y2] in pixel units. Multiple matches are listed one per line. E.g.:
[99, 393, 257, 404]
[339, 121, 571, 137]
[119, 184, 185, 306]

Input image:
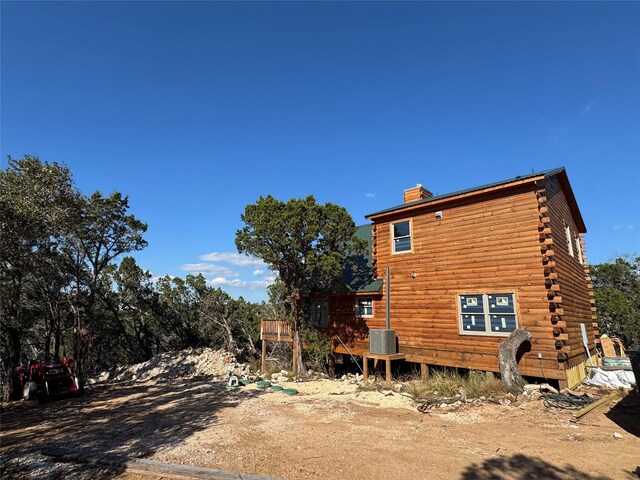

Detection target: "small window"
[308, 300, 329, 328]
[392, 221, 411, 253]
[356, 298, 373, 317]
[565, 223, 574, 257]
[459, 293, 518, 336]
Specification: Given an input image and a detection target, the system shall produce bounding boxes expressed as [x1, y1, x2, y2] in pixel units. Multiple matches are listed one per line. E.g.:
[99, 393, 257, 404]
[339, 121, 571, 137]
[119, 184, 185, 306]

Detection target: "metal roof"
[366, 167, 566, 218]
[339, 223, 383, 294]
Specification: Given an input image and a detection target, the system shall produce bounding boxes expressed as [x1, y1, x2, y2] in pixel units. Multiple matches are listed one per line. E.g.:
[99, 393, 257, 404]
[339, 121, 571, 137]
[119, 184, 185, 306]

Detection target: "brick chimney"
[403, 184, 433, 203]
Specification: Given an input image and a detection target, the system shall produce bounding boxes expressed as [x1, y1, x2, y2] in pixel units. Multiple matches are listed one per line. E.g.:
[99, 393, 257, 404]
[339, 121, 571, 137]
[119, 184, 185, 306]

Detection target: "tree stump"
[498, 328, 532, 394]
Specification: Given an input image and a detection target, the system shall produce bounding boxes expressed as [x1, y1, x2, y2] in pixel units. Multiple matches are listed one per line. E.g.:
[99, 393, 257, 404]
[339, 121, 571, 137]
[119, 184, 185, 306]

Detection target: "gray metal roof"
[366, 167, 566, 218]
[338, 223, 383, 294]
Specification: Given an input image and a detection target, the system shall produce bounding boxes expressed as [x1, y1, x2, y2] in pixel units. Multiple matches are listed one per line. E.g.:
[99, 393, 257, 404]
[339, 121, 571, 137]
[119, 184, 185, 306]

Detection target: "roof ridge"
[366, 166, 565, 218]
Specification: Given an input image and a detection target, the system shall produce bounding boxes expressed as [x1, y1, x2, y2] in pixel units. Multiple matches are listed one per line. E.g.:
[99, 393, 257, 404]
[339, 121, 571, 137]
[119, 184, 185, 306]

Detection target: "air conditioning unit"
[369, 329, 397, 355]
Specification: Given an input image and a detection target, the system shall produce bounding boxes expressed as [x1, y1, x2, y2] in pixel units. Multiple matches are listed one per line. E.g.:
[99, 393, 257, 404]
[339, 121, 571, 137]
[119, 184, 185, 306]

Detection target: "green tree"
[156, 274, 207, 349]
[65, 191, 148, 377]
[110, 257, 162, 362]
[591, 257, 640, 349]
[0, 156, 80, 399]
[236, 195, 365, 376]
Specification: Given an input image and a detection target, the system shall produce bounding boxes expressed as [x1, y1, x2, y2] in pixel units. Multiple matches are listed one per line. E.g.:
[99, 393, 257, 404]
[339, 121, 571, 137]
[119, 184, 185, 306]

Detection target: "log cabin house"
[261, 167, 597, 388]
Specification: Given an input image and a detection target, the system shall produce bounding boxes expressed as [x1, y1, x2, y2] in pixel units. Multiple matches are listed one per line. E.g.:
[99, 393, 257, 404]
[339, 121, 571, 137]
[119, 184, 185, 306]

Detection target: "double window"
[565, 222, 584, 264]
[308, 300, 329, 328]
[356, 298, 373, 317]
[458, 293, 518, 336]
[392, 220, 411, 253]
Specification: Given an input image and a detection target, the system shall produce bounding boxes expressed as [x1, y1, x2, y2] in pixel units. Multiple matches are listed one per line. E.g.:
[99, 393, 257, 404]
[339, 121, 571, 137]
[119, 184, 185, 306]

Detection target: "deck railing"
[260, 319, 293, 342]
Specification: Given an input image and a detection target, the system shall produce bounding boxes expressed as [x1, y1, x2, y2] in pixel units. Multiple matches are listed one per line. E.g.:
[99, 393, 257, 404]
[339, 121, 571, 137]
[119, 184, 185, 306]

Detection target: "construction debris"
[91, 348, 251, 384]
[570, 390, 626, 422]
[584, 368, 636, 389]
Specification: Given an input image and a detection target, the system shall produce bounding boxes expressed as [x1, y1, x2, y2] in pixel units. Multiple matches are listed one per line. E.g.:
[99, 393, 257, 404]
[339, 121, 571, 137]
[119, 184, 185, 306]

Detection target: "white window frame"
[457, 293, 518, 337]
[575, 236, 583, 264]
[565, 223, 574, 257]
[355, 297, 373, 317]
[391, 220, 412, 254]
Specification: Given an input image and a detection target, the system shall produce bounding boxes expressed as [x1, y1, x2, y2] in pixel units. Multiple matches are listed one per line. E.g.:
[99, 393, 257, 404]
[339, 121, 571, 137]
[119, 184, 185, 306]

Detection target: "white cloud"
[365, 192, 376, 199]
[628, 225, 635, 230]
[613, 225, 635, 231]
[208, 276, 275, 290]
[581, 103, 592, 114]
[614, 225, 623, 230]
[252, 269, 264, 276]
[180, 263, 239, 277]
[199, 252, 267, 267]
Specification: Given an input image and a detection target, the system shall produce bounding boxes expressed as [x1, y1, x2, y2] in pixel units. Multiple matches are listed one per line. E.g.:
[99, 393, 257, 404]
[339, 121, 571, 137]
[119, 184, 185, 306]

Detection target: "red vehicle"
[16, 359, 81, 402]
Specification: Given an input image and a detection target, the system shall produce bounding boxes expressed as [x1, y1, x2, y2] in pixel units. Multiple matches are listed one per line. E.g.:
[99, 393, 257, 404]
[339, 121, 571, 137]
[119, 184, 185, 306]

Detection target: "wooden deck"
[260, 319, 293, 343]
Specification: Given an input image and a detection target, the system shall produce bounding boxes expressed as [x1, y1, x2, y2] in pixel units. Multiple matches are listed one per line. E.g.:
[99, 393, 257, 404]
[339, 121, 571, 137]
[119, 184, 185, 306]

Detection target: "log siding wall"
[330, 184, 571, 379]
[327, 173, 593, 384]
[540, 177, 596, 366]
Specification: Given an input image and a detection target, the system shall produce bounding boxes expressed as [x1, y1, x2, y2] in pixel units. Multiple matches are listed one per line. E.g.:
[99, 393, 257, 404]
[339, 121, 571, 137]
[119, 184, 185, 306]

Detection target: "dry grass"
[404, 370, 507, 400]
[356, 380, 380, 392]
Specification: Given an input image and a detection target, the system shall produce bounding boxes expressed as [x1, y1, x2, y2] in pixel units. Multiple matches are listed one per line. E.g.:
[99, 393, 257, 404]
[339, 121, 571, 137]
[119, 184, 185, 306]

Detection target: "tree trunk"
[498, 328, 532, 394]
[3, 327, 22, 401]
[292, 327, 306, 377]
[328, 352, 336, 378]
[289, 289, 307, 377]
[54, 322, 61, 360]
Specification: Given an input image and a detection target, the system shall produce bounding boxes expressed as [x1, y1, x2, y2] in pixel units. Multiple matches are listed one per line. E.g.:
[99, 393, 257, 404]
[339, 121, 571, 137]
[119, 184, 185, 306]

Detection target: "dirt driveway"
[1, 379, 638, 480]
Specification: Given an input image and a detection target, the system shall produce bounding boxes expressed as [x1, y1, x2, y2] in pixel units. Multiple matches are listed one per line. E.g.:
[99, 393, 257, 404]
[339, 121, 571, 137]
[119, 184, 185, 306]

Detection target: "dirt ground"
[1, 378, 638, 480]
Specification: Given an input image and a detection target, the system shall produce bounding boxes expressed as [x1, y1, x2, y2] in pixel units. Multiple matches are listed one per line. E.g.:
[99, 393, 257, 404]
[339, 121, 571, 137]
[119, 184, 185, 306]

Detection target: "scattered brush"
[405, 370, 507, 402]
[356, 381, 380, 393]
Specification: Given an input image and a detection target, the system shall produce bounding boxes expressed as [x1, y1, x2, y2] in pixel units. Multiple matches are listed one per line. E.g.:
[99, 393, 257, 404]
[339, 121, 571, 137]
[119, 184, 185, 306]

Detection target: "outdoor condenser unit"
[369, 329, 397, 355]
[368, 265, 397, 355]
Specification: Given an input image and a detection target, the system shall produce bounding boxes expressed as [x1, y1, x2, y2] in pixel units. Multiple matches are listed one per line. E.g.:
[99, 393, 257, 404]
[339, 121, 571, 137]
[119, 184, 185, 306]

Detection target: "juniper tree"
[236, 195, 365, 376]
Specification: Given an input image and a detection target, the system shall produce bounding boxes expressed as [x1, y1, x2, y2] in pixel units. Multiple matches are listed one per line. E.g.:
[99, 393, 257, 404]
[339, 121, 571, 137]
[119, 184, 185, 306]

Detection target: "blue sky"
[2, 2, 639, 302]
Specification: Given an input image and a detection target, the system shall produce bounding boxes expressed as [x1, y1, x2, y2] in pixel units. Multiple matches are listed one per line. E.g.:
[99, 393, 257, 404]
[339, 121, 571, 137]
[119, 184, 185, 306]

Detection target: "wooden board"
[42, 447, 281, 480]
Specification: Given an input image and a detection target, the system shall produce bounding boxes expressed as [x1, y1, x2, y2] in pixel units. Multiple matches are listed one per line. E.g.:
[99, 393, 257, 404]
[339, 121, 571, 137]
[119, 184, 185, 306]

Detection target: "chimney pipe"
[386, 266, 391, 330]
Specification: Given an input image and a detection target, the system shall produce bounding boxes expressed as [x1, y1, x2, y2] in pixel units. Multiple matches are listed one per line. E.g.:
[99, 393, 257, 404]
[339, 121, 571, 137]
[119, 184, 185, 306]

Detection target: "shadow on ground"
[460, 454, 616, 480]
[1, 378, 264, 479]
[605, 391, 640, 438]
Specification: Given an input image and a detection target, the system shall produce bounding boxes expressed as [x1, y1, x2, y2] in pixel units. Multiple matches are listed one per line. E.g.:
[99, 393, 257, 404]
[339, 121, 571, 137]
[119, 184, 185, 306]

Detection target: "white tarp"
[583, 368, 636, 389]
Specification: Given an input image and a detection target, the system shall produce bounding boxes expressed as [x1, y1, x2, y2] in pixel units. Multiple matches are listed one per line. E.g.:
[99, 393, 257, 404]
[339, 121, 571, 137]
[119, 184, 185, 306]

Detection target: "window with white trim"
[356, 298, 373, 317]
[308, 300, 329, 328]
[458, 293, 518, 336]
[565, 223, 574, 257]
[575, 236, 583, 264]
[392, 220, 411, 253]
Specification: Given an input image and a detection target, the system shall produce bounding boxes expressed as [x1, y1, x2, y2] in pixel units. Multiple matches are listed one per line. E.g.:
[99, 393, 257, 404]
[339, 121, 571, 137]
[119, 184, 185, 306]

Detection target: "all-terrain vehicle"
[16, 359, 81, 403]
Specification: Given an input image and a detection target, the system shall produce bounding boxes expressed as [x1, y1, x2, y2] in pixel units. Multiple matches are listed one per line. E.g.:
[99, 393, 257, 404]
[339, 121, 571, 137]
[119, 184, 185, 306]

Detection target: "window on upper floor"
[575, 236, 583, 264]
[308, 300, 329, 328]
[356, 298, 373, 317]
[392, 220, 411, 253]
[565, 223, 574, 257]
[458, 293, 518, 336]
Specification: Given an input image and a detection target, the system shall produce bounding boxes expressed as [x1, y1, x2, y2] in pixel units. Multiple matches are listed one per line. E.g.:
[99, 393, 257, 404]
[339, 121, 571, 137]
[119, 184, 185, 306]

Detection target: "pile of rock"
[267, 369, 330, 383]
[339, 372, 364, 384]
[90, 348, 251, 385]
